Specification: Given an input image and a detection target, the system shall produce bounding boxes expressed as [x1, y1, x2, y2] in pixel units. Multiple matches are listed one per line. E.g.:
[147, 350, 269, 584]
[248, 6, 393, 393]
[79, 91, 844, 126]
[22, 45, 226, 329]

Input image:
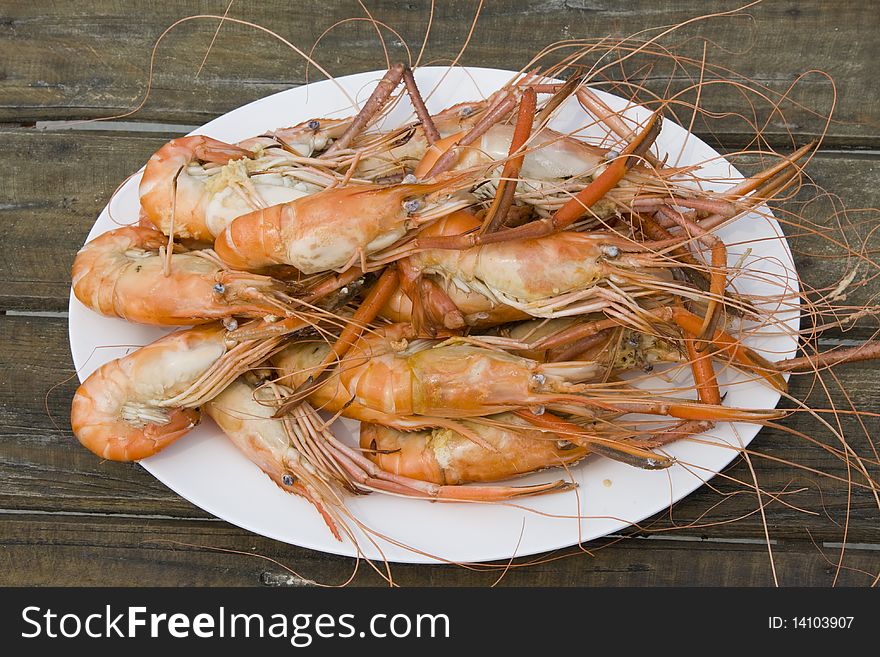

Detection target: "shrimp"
[213, 175, 477, 274]
[204, 377, 350, 539]
[136, 72, 508, 242]
[402, 211, 691, 324]
[205, 377, 576, 542]
[71, 323, 284, 461]
[71, 225, 310, 326]
[422, 120, 679, 220]
[360, 413, 589, 485]
[139, 135, 328, 241]
[272, 324, 782, 436]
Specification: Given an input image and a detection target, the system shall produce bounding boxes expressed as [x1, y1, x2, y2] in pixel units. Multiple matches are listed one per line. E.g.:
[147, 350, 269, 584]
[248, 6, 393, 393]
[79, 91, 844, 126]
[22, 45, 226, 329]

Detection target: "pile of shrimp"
[69, 22, 880, 573]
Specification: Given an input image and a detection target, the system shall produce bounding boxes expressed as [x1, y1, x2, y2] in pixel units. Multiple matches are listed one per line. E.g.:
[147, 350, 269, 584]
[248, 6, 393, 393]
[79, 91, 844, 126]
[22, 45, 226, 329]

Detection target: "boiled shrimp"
[136, 84, 502, 243]
[71, 323, 283, 461]
[272, 324, 781, 437]
[360, 413, 589, 485]
[213, 174, 477, 274]
[71, 225, 309, 326]
[139, 135, 329, 241]
[205, 376, 349, 539]
[403, 211, 691, 324]
[206, 377, 576, 543]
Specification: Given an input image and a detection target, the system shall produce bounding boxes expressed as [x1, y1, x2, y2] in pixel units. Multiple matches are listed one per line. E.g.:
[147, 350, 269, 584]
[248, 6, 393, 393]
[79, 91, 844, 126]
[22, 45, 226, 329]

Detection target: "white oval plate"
[69, 67, 800, 564]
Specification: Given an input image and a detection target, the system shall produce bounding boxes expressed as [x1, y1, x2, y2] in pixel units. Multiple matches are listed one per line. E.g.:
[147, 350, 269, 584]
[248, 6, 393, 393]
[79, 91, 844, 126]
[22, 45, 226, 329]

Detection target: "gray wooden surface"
[0, 0, 877, 586]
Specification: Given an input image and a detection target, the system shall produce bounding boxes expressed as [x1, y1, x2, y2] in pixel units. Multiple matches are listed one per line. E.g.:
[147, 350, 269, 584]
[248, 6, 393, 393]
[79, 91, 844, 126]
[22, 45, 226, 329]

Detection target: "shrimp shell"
[213, 177, 476, 274]
[71, 225, 297, 326]
[361, 413, 588, 485]
[71, 324, 283, 461]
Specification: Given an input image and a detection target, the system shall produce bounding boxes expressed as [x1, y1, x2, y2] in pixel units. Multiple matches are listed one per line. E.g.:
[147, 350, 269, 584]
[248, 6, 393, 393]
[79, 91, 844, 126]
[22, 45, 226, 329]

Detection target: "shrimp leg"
[659, 306, 788, 393]
[322, 63, 440, 158]
[513, 409, 674, 470]
[273, 266, 400, 417]
[481, 87, 537, 234]
[307, 266, 400, 379]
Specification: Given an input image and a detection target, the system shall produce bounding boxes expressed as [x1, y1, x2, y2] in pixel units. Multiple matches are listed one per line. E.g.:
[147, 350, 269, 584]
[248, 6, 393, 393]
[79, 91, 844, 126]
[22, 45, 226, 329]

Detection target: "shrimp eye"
[282, 473, 296, 486]
[307, 120, 320, 131]
[460, 106, 475, 117]
[213, 283, 226, 294]
[403, 199, 421, 214]
[602, 245, 620, 258]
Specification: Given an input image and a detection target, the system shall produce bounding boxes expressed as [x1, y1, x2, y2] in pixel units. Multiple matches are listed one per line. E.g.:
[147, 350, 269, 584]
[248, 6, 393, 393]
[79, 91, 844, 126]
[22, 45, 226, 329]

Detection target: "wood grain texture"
[0, 129, 169, 310]
[2, 513, 878, 586]
[0, 1, 876, 146]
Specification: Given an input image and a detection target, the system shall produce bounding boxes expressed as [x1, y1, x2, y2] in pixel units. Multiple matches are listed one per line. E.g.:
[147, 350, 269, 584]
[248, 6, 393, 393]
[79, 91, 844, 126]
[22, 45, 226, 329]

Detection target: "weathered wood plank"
[2, 315, 877, 548]
[1, 512, 876, 586]
[1, 125, 877, 318]
[0, 314, 217, 518]
[0, 1, 876, 146]
[0, 129, 169, 311]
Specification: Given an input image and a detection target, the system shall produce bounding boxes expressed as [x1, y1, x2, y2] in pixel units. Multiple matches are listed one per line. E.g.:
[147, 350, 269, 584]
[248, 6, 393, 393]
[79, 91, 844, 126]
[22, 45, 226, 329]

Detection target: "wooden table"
[1, 1, 877, 586]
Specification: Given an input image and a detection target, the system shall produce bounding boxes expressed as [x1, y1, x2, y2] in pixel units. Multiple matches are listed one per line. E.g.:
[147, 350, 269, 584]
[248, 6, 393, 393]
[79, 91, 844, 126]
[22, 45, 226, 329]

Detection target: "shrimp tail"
[71, 377, 201, 462]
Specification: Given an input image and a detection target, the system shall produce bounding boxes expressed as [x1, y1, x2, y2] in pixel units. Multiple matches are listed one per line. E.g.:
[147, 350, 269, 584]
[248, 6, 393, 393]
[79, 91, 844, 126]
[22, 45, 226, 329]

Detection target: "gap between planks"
[23, 121, 880, 154]
[4, 310, 69, 318]
[595, 534, 880, 552]
[0, 508, 221, 522]
[34, 120, 199, 134]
